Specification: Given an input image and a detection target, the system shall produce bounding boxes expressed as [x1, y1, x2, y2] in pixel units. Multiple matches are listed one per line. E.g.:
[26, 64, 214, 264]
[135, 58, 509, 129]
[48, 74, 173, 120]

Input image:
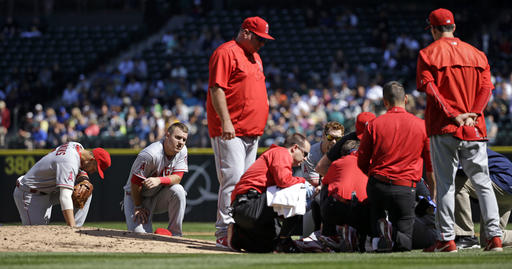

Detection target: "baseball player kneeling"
[123, 122, 188, 236]
[13, 143, 111, 227]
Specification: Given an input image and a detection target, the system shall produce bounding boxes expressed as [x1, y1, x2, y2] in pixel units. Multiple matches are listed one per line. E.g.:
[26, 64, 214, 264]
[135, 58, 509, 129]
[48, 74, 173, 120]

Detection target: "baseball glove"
[72, 179, 94, 209]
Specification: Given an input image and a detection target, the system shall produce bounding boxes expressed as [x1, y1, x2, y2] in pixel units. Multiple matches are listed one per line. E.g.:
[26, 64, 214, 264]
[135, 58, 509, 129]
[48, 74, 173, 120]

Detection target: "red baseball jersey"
[357, 107, 432, 182]
[322, 151, 368, 202]
[231, 144, 305, 201]
[207, 40, 269, 138]
[416, 37, 494, 140]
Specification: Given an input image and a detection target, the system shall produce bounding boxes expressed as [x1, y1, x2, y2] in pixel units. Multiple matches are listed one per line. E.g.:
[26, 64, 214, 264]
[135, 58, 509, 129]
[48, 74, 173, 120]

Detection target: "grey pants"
[430, 135, 501, 241]
[455, 175, 512, 246]
[123, 184, 187, 236]
[13, 186, 91, 227]
[211, 136, 258, 239]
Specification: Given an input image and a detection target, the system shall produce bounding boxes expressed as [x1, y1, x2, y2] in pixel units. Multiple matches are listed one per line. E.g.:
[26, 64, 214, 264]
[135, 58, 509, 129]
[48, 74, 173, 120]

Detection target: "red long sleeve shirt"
[416, 37, 494, 140]
[357, 107, 432, 182]
[231, 144, 306, 202]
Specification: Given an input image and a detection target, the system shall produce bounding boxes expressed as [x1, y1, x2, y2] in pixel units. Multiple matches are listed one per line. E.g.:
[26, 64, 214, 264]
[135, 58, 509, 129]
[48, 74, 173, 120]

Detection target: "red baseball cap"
[426, 8, 455, 29]
[356, 112, 376, 139]
[242, 16, 275, 40]
[92, 148, 111, 179]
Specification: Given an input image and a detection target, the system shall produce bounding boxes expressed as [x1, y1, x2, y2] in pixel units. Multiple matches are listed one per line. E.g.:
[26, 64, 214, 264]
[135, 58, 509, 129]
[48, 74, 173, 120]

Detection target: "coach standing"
[358, 81, 435, 252]
[207, 16, 274, 247]
[417, 8, 502, 252]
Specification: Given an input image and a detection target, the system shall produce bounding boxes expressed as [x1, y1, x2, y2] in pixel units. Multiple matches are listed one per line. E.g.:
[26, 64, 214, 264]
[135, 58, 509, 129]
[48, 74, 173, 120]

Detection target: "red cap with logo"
[92, 148, 111, 179]
[356, 112, 376, 139]
[242, 16, 275, 40]
[426, 8, 455, 29]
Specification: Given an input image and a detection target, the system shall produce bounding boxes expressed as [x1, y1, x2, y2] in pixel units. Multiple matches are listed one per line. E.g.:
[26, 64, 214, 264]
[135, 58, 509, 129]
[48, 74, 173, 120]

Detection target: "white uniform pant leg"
[123, 193, 153, 233]
[454, 175, 475, 236]
[74, 195, 92, 227]
[459, 141, 502, 240]
[13, 187, 53, 225]
[430, 135, 460, 241]
[152, 184, 187, 236]
[211, 136, 258, 239]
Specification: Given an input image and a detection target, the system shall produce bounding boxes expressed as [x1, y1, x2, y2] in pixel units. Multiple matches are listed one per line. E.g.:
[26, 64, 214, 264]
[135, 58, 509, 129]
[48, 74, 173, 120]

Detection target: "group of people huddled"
[209, 11, 512, 253]
[12, 9, 512, 254]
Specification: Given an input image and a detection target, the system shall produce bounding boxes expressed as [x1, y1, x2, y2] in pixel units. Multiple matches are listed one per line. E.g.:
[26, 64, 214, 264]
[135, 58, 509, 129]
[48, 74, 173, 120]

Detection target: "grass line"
[1, 251, 511, 269]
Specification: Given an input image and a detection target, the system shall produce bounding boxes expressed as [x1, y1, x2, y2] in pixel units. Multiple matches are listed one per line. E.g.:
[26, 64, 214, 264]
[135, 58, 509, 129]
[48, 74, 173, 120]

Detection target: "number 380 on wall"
[4, 156, 36, 175]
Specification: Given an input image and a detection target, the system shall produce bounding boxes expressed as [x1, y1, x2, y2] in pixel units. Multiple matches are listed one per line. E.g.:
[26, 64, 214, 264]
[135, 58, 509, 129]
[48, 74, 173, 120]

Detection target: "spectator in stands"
[118, 58, 135, 76]
[0, 101, 10, 148]
[84, 118, 100, 137]
[125, 76, 144, 98]
[162, 30, 177, 54]
[1, 16, 19, 38]
[31, 121, 47, 148]
[486, 114, 499, 145]
[17, 112, 34, 149]
[57, 107, 70, 124]
[171, 65, 188, 79]
[134, 58, 148, 80]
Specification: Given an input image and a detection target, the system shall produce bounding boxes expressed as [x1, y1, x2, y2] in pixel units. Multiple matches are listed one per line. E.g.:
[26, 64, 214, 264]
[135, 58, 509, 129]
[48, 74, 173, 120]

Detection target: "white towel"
[266, 183, 306, 218]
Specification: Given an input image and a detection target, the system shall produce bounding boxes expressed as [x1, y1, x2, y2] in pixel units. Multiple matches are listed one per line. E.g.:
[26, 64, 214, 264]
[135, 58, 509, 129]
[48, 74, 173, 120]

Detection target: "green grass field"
[1, 222, 511, 269]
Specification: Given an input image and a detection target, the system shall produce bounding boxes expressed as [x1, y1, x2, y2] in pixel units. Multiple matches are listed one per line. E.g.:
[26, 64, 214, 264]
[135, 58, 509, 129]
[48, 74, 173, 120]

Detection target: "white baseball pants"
[211, 136, 259, 240]
[430, 134, 502, 241]
[123, 184, 186, 236]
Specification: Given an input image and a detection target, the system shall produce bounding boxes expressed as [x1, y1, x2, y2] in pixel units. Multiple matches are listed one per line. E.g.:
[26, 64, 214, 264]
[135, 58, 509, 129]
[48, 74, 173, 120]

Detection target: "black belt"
[16, 181, 48, 195]
[372, 174, 416, 188]
[233, 188, 261, 205]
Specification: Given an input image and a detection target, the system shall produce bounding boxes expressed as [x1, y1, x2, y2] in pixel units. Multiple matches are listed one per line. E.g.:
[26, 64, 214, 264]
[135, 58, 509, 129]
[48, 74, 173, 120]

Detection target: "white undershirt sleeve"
[60, 187, 74, 210]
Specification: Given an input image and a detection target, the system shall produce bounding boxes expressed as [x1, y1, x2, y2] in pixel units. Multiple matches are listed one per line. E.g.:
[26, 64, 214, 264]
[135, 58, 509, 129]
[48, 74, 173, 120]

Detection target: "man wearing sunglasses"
[298, 121, 344, 234]
[315, 112, 376, 177]
[229, 133, 310, 252]
[207, 16, 275, 248]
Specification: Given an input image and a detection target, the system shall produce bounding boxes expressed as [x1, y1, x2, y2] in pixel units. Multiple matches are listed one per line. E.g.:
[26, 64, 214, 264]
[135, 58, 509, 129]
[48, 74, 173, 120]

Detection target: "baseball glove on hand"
[72, 179, 94, 209]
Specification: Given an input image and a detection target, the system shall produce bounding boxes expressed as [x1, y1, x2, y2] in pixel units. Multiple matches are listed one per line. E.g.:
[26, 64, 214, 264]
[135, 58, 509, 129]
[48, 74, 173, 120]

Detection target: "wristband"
[159, 177, 171, 185]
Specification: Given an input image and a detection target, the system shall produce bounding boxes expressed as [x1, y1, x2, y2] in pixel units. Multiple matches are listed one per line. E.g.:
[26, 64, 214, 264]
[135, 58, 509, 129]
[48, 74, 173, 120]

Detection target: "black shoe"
[274, 237, 303, 253]
[455, 236, 480, 249]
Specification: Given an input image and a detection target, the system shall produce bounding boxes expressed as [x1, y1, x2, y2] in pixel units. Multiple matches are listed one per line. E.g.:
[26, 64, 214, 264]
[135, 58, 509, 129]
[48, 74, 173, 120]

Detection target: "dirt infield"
[0, 225, 237, 254]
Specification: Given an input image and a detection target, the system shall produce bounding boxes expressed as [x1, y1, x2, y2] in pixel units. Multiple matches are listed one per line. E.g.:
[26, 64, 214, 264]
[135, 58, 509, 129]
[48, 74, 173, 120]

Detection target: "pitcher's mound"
[0, 225, 237, 254]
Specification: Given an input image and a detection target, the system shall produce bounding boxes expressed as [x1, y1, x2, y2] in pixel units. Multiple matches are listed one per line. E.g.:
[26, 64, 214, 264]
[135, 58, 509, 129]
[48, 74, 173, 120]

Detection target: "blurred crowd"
[1, 5, 512, 149]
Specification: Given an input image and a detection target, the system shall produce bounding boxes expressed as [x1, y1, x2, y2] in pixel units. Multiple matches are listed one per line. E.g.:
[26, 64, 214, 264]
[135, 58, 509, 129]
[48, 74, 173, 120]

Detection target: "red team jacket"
[207, 40, 269, 138]
[416, 37, 494, 140]
[231, 144, 306, 202]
